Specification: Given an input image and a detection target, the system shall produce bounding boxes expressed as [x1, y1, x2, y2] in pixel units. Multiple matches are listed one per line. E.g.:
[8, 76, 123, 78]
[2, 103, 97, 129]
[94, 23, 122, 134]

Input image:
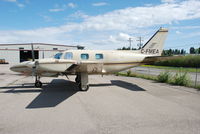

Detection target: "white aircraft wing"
[65, 62, 104, 74]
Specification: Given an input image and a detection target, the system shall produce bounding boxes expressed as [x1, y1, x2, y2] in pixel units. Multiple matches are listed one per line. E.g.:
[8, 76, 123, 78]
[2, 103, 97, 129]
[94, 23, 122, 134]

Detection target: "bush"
[153, 55, 200, 68]
[171, 72, 190, 86]
[127, 70, 131, 76]
[157, 71, 171, 83]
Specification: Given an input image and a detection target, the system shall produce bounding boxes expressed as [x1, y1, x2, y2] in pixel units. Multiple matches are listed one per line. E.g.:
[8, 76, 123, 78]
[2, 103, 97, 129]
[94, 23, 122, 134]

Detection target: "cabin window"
[64, 52, 73, 59]
[54, 53, 63, 59]
[81, 53, 89, 60]
[95, 54, 103, 60]
[53, 48, 58, 50]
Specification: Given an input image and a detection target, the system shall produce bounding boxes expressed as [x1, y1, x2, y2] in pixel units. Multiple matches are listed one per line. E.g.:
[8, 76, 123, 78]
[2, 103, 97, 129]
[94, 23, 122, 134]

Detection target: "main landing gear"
[75, 73, 89, 91]
[35, 75, 42, 88]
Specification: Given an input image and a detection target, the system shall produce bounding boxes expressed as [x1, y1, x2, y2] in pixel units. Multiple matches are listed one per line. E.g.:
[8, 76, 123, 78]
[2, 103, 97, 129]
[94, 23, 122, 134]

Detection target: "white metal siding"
[0, 44, 77, 64]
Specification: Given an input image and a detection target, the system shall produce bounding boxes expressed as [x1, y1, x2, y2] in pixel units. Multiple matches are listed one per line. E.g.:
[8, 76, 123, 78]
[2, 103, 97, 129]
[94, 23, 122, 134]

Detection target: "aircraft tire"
[35, 81, 42, 88]
[78, 83, 89, 91]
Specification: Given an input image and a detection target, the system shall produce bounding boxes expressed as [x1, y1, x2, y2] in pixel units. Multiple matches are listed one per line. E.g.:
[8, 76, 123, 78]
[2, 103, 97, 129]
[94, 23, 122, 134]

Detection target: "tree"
[190, 47, 195, 54]
[181, 49, 186, 55]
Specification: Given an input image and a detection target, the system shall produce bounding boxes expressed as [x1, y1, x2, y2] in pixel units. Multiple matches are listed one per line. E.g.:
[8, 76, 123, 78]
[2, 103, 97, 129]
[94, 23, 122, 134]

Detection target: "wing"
[65, 62, 104, 74]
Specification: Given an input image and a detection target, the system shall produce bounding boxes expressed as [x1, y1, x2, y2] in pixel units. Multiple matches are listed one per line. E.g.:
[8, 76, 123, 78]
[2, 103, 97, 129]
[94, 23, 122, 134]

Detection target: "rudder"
[141, 28, 168, 56]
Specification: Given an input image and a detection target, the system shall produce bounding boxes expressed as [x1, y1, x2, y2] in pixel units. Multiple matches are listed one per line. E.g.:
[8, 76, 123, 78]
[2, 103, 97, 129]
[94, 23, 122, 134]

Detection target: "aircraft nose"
[10, 65, 18, 72]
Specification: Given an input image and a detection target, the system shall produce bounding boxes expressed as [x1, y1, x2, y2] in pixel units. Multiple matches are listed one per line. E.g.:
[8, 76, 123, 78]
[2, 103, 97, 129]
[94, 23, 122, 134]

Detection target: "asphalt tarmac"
[0, 65, 200, 134]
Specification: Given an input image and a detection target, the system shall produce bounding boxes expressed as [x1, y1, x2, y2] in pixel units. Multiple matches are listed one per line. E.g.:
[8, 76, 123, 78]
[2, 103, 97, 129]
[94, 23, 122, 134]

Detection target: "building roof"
[0, 43, 84, 48]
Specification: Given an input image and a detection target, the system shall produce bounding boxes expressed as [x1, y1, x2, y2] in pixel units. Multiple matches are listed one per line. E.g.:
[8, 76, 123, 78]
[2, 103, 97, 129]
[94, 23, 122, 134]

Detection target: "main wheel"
[78, 83, 89, 91]
[35, 81, 42, 88]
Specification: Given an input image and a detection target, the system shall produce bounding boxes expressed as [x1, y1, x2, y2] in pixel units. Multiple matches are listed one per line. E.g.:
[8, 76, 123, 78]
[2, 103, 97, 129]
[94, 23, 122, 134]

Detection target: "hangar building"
[0, 43, 84, 64]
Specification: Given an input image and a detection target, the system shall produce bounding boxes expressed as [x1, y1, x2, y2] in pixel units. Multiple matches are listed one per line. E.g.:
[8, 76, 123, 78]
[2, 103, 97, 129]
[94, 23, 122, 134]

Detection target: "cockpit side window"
[81, 53, 89, 60]
[64, 52, 73, 59]
[54, 53, 63, 59]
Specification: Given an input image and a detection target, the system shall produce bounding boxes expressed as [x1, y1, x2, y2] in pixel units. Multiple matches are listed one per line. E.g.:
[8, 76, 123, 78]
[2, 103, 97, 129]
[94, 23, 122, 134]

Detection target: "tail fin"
[141, 28, 168, 56]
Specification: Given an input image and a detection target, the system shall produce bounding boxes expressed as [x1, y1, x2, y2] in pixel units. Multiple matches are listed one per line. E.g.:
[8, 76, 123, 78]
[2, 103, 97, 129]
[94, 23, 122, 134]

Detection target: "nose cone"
[10, 61, 34, 73]
[10, 66, 15, 72]
[10, 64, 22, 72]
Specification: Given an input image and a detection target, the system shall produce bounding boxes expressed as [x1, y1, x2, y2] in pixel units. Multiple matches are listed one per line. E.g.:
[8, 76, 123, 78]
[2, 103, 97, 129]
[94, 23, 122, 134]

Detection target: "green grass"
[142, 65, 200, 73]
[117, 72, 157, 81]
[157, 71, 170, 83]
[116, 71, 200, 90]
[171, 72, 190, 86]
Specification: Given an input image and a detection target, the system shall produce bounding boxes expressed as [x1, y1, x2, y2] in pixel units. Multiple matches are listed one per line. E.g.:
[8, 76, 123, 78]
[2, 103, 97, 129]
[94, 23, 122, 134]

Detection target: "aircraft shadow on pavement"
[111, 80, 146, 91]
[26, 79, 78, 109]
[90, 80, 145, 91]
[0, 79, 78, 109]
[0, 83, 49, 90]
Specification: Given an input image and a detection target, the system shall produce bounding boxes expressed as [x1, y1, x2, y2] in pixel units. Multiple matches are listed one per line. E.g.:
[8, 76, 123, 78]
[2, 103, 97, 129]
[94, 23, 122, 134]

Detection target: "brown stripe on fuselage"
[104, 62, 148, 65]
[39, 61, 149, 65]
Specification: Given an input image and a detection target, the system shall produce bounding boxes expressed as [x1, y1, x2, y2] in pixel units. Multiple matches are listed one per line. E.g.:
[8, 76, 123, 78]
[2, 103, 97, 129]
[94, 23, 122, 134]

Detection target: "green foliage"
[190, 47, 195, 54]
[162, 47, 200, 56]
[117, 46, 137, 50]
[162, 49, 186, 56]
[196, 85, 200, 90]
[117, 71, 194, 89]
[116, 72, 157, 80]
[127, 70, 132, 76]
[171, 72, 190, 86]
[157, 71, 171, 83]
[142, 65, 200, 73]
[154, 55, 200, 68]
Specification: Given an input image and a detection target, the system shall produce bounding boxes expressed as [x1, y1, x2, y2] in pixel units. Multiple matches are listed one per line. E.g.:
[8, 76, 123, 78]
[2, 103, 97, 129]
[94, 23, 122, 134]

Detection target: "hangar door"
[19, 50, 39, 62]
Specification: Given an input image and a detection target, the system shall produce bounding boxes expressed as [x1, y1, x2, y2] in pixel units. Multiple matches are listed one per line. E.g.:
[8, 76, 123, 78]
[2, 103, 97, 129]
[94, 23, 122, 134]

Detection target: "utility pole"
[137, 36, 143, 49]
[128, 38, 133, 50]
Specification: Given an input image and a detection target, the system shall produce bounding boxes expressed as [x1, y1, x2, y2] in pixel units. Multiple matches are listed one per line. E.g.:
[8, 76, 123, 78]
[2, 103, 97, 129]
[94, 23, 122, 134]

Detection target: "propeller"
[30, 43, 38, 77]
[31, 43, 35, 62]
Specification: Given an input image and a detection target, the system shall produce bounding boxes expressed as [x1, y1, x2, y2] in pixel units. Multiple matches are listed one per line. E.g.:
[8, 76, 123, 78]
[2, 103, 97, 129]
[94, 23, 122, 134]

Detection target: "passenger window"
[54, 53, 63, 59]
[81, 53, 89, 60]
[64, 52, 73, 59]
[95, 54, 103, 59]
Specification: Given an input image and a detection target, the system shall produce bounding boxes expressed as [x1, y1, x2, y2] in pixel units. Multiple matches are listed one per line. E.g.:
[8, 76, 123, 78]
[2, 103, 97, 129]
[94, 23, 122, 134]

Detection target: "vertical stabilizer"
[141, 28, 168, 56]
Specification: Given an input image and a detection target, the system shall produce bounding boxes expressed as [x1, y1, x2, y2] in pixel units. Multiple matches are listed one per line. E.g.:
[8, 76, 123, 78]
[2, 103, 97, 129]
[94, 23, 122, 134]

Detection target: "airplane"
[10, 28, 168, 91]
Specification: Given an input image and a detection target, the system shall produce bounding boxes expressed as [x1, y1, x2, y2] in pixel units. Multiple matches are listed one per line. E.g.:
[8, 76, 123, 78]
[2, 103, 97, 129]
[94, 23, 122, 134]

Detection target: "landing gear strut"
[75, 73, 89, 91]
[35, 75, 42, 88]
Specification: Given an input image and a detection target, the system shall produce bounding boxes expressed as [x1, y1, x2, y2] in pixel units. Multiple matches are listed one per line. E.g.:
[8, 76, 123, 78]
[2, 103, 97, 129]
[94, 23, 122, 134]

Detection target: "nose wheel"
[35, 76, 42, 88]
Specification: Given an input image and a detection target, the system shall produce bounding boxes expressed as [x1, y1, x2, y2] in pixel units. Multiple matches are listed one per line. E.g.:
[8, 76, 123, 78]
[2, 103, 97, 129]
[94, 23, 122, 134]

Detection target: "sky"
[0, 0, 200, 50]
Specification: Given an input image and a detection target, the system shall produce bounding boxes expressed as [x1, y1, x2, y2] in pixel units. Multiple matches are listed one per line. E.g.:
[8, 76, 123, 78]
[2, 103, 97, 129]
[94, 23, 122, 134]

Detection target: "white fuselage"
[10, 50, 151, 76]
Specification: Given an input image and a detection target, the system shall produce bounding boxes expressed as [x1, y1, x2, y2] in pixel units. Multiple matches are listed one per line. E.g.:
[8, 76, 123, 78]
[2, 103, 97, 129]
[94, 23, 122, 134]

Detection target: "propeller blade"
[32, 61, 39, 77]
[31, 43, 35, 62]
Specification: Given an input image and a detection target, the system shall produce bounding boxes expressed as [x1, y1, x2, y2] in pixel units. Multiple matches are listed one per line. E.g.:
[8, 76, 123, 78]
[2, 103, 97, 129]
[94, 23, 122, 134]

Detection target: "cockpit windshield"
[54, 53, 63, 59]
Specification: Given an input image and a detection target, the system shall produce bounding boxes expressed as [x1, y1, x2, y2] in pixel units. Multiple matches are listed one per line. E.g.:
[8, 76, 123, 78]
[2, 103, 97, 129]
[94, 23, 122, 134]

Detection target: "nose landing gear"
[35, 76, 42, 88]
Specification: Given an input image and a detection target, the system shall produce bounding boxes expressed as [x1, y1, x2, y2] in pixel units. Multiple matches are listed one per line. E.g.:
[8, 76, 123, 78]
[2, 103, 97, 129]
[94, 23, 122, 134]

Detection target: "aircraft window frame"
[81, 53, 89, 60]
[54, 52, 63, 59]
[95, 54, 103, 60]
[64, 52, 73, 59]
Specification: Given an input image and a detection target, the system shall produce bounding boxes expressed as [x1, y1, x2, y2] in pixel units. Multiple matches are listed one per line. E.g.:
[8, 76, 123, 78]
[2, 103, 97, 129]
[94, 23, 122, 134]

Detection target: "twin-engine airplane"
[10, 28, 168, 91]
